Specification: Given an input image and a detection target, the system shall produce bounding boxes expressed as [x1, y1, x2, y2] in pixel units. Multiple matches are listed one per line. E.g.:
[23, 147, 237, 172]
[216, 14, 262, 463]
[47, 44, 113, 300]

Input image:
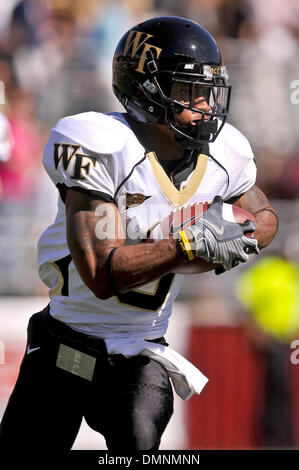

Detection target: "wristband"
[177, 229, 195, 261]
[107, 248, 118, 295]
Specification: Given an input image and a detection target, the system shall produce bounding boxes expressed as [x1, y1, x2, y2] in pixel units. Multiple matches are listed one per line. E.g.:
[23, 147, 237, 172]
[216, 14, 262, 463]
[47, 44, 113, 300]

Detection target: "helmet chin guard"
[172, 119, 219, 149]
[113, 16, 231, 148]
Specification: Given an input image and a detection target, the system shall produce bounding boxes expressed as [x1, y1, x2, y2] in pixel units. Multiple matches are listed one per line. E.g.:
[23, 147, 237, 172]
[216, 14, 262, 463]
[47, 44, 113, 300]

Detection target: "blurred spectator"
[0, 88, 48, 295]
[0, 1, 19, 38]
[7, 0, 49, 52]
[0, 112, 13, 164]
[255, 148, 287, 199]
[0, 56, 17, 101]
[216, 0, 252, 39]
[247, 0, 299, 37]
[236, 255, 299, 447]
[277, 153, 299, 199]
[35, 7, 109, 125]
[182, 0, 220, 36]
[152, 0, 185, 17]
[255, 148, 299, 200]
[0, 110, 13, 200]
[0, 89, 44, 203]
[3, 1, 114, 124]
[236, 256, 299, 342]
[89, 0, 155, 113]
[227, 0, 299, 154]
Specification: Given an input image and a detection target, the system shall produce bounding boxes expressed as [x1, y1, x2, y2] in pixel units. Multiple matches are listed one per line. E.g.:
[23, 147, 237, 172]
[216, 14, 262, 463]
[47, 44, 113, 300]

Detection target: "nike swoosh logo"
[170, 213, 203, 235]
[204, 219, 224, 236]
[26, 345, 41, 355]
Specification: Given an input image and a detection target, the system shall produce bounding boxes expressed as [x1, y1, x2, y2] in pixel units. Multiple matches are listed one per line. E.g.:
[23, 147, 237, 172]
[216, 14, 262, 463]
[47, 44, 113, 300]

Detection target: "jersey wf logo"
[53, 143, 97, 180]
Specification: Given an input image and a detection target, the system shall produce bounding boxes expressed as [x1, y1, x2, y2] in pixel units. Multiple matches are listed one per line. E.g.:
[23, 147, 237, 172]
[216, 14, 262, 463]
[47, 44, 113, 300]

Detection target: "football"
[146, 201, 255, 274]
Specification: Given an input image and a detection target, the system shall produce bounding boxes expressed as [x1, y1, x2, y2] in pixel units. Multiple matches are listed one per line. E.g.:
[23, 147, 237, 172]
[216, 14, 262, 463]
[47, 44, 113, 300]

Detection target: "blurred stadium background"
[1, 0, 299, 450]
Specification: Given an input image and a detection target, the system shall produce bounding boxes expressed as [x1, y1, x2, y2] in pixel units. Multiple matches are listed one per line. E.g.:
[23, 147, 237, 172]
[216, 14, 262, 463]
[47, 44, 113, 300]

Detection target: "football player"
[0, 17, 278, 453]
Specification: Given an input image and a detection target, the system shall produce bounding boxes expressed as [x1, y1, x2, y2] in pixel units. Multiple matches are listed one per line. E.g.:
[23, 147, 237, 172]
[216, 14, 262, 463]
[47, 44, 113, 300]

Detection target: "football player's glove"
[182, 195, 259, 271]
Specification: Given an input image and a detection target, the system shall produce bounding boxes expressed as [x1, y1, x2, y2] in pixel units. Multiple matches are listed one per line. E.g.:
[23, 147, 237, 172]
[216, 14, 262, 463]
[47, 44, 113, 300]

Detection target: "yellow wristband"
[178, 230, 195, 261]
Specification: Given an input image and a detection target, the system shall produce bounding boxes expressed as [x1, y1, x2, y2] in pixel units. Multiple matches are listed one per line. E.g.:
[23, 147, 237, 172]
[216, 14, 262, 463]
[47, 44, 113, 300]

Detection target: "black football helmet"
[112, 16, 231, 149]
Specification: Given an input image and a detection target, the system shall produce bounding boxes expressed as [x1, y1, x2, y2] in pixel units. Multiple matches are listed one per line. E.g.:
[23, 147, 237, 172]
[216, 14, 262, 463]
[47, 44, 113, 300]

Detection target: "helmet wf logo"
[123, 30, 162, 74]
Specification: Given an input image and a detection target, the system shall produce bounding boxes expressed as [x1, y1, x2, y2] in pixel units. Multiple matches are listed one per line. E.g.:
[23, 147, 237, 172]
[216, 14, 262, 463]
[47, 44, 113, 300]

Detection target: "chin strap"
[174, 119, 218, 149]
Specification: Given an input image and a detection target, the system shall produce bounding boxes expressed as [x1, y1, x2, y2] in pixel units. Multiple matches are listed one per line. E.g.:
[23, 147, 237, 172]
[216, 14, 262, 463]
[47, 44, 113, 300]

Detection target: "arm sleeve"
[43, 129, 118, 202]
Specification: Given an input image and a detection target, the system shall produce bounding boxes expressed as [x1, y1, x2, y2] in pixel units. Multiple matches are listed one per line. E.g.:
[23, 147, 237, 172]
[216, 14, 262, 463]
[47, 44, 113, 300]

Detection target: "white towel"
[104, 337, 208, 400]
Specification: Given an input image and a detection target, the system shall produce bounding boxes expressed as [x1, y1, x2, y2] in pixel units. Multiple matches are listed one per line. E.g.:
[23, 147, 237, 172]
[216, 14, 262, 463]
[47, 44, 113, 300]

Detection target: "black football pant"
[0, 307, 173, 454]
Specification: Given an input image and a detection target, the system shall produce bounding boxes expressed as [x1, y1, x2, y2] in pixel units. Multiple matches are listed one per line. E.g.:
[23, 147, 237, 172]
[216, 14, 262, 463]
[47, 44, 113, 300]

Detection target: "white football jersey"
[38, 111, 256, 342]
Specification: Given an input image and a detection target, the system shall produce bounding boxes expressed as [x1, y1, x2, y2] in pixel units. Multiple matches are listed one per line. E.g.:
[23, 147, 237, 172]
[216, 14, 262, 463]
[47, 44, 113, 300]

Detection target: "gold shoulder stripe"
[146, 151, 208, 206]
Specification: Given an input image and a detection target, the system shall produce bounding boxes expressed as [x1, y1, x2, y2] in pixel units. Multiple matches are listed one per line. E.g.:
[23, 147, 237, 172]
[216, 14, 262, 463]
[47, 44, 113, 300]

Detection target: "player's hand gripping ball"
[146, 199, 257, 274]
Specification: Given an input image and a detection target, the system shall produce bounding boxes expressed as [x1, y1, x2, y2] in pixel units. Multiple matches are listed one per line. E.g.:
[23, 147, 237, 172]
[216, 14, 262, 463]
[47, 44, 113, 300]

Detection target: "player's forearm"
[68, 227, 186, 299]
[233, 185, 278, 249]
[83, 239, 186, 299]
[109, 239, 186, 295]
[252, 207, 278, 249]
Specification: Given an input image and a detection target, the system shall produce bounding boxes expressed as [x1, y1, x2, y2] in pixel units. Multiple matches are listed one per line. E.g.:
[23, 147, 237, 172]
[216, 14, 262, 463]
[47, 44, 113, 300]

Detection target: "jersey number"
[51, 254, 174, 311]
[50, 255, 72, 296]
[116, 273, 174, 311]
